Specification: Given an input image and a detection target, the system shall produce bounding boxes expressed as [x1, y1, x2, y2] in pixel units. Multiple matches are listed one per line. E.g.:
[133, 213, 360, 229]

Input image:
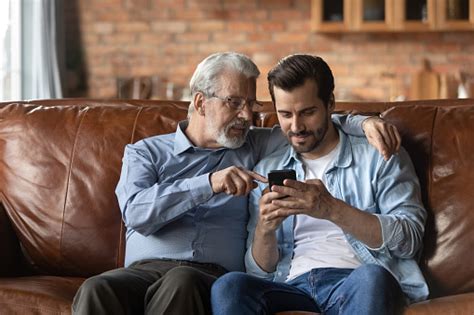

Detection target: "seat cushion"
[0, 276, 84, 315]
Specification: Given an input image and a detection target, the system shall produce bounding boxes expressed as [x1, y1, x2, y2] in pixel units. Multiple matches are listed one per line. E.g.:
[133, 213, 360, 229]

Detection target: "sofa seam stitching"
[130, 106, 143, 144]
[428, 107, 437, 210]
[58, 107, 88, 270]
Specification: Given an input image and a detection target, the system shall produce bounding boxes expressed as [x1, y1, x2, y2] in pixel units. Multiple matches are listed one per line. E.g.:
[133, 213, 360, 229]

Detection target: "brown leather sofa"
[1, 98, 473, 314]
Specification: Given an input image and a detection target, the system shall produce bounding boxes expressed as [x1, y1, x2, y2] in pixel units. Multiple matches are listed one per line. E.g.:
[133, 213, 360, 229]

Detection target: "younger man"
[211, 54, 428, 315]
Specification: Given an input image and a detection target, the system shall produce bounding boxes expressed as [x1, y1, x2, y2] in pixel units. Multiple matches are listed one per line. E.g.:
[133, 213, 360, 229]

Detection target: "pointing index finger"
[248, 170, 268, 183]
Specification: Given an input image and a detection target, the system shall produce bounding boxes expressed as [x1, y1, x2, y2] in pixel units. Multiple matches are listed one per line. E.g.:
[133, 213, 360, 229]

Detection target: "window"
[0, 0, 21, 101]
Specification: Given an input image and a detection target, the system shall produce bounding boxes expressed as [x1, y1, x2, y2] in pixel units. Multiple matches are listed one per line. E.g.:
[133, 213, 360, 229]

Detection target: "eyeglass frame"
[206, 93, 263, 111]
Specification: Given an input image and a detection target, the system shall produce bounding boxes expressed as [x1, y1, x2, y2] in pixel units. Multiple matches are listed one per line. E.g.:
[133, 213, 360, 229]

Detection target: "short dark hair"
[267, 54, 334, 107]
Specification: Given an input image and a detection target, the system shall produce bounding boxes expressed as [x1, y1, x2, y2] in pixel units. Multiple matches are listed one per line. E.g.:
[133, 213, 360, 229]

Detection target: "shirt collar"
[173, 120, 195, 155]
[332, 128, 352, 169]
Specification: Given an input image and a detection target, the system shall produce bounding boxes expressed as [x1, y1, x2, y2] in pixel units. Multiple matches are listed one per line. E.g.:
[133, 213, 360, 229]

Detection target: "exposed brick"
[273, 32, 309, 43]
[188, 21, 226, 32]
[247, 32, 272, 42]
[228, 22, 257, 33]
[65, 0, 474, 102]
[259, 22, 286, 32]
[115, 22, 150, 33]
[196, 43, 231, 54]
[163, 43, 198, 55]
[212, 32, 247, 43]
[93, 22, 115, 34]
[139, 34, 172, 48]
[260, 0, 293, 9]
[252, 52, 275, 66]
[270, 9, 306, 20]
[287, 21, 311, 32]
[152, 21, 187, 33]
[176, 32, 210, 43]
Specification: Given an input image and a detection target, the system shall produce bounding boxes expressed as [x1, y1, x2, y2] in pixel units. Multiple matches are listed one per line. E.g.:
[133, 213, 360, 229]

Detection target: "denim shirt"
[245, 128, 429, 303]
[115, 115, 365, 272]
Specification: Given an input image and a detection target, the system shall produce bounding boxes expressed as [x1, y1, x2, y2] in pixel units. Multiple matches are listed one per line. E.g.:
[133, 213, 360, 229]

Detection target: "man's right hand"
[210, 166, 267, 196]
[256, 189, 288, 234]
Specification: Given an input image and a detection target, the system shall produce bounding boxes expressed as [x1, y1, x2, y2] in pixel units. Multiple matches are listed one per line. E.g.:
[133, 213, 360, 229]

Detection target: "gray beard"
[208, 119, 249, 149]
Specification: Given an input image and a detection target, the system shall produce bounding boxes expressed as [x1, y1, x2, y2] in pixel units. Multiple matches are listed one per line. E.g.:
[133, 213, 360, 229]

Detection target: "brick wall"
[65, 0, 474, 101]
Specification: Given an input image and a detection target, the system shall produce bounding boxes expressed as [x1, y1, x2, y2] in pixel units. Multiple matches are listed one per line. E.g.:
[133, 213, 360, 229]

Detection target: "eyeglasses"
[209, 94, 263, 111]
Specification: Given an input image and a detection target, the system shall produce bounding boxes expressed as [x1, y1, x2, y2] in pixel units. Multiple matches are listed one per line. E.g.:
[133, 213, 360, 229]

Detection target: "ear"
[328, 93, 335, 112]
[193, 92, 206, 116]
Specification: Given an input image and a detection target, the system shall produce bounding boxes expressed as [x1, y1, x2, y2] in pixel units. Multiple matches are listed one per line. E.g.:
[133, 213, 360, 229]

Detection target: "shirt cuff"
[244, 244, 275, 280]
[187, 173, 214, 204]
[366, 214, 396, 256]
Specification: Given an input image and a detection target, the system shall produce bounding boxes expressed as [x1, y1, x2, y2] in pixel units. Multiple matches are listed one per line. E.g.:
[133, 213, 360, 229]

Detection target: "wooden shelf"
[311, 0, 474, 32]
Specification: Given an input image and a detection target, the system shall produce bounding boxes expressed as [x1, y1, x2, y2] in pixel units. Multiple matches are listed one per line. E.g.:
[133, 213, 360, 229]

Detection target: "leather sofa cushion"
[0, 101, 187, 277]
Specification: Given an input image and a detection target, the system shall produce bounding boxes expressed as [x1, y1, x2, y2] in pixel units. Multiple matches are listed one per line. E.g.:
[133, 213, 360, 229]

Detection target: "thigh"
[73, 261, 171, 315]
[99, 259, 174, 286]
[145, 265, 224, 315]
[213, 272, 319, 314]
[314, 265, 404, 315]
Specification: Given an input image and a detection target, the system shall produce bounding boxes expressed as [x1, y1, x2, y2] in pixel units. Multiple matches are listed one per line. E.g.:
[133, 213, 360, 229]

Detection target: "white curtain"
[22, 0, 63, 99]
[0, 1, 21, 101]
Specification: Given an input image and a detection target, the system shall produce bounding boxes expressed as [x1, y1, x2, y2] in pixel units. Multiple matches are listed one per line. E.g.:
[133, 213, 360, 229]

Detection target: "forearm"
[251, 225, 280, 272]
[331, 113, 367, 137]
[118, 174, 213, 235]
[330, 199, 382, 248]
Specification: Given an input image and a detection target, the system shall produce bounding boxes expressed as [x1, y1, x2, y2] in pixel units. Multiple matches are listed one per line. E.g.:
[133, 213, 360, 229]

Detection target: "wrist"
[361, 116, 372, 134]
[256, 221, 276, 238]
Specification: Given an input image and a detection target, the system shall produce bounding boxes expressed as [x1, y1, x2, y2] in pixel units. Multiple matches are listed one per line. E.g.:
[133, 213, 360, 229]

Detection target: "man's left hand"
[362, 116, 401, 161]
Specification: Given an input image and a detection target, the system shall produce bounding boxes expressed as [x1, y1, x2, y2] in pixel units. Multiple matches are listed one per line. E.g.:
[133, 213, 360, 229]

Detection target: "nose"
[237, 103, 253, 121]
[290, 115, 304, 133]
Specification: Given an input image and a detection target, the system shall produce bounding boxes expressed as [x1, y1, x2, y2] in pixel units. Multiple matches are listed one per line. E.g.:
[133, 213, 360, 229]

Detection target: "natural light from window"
[0, 0, 21, 101]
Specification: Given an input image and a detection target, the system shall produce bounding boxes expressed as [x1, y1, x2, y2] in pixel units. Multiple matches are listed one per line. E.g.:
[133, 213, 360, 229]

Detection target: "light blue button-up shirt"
[115, 116, 366, 272]
[245, 128, 429, 303]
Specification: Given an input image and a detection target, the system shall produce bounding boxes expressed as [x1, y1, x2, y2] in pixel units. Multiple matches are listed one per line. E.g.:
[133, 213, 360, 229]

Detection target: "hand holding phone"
[267, 169, 296, 191]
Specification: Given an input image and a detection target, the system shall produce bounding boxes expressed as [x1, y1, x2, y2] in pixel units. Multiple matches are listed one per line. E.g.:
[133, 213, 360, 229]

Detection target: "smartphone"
[268, 169, 296, 191]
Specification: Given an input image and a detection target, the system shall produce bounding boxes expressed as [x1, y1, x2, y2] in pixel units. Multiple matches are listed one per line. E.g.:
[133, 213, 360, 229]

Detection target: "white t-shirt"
[287, 140, 361, 281]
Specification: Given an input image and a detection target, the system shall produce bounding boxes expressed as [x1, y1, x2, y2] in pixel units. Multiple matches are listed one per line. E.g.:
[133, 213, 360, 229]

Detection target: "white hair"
[187, 52, 260, 119]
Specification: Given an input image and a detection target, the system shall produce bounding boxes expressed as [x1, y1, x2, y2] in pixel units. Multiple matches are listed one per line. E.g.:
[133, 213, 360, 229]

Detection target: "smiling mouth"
[292, 134, 310, 141]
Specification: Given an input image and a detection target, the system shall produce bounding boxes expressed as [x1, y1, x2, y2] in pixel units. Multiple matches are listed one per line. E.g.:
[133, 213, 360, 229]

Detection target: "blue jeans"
[211, 264, 405, 315]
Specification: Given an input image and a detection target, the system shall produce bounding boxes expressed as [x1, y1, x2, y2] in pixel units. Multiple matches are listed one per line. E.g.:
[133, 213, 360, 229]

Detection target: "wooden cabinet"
[437, 0, 474, 30]
[311, 0, 474, 32]
[392, 0, 436, 31]
[311, 0, 352, 32]
[352, 0, 393, 31]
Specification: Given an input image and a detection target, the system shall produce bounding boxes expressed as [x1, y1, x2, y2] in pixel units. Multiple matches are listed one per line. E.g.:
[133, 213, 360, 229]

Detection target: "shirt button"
[277, 271, 282, 276]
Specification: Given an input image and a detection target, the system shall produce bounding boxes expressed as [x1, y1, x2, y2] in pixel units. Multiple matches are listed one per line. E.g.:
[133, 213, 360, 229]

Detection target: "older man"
[72, 52, 400, 315]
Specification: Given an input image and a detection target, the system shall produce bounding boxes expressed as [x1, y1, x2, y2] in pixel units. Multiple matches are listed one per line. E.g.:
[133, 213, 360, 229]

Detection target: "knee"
[75, 275, 111, 297]
[211, 272, 251, 300]
[72, 275, 112, 310]
[161, 266, 209, 291]
[353, 264, 398, 291]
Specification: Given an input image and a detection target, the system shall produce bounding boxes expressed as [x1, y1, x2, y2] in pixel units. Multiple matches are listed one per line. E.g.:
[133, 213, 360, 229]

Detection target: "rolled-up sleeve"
[368, 148, 427, 258]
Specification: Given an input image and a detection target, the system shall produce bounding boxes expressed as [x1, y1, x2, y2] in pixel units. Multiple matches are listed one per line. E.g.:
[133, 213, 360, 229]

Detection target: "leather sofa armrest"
[404, 292, 474, 315]
[0, 201, 23, 277]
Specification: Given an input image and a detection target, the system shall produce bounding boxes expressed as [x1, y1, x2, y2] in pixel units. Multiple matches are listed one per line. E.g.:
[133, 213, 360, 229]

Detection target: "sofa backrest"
[1, 98, 474, 300]
[0, 100, 188, 277]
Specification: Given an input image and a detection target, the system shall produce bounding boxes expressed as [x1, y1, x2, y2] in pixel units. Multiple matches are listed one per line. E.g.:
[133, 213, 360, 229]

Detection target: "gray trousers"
[72, 259, 227, 315]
